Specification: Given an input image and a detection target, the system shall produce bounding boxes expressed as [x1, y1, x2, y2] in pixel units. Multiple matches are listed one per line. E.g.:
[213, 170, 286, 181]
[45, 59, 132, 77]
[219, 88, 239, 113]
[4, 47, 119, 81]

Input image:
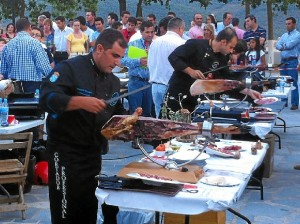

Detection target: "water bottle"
[1, 98, 9, 127]
[252, 59, 257, 66]
[0, 98, 3, 126]
[279, 78, 285, 93]
[34, 89, 40, 99]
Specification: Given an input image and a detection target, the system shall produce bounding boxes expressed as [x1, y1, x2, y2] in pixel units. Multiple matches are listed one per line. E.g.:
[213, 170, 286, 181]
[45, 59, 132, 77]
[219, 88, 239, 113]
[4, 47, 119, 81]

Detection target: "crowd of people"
[0, 9, 300, 223]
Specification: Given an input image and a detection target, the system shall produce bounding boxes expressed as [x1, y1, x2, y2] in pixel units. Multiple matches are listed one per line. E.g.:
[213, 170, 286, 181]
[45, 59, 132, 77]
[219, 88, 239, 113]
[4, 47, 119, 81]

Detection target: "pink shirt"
[234, 27, 246, 39]
[189, 24, 205, 39]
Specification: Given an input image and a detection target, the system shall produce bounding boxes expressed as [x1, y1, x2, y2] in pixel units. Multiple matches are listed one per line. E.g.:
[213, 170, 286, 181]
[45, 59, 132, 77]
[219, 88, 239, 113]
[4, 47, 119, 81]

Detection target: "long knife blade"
[105, 84, 151, 104]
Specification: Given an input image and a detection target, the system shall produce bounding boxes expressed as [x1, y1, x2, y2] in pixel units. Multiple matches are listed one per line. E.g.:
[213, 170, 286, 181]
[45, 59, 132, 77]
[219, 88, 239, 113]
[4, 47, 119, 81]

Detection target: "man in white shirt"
[216, 12, 233, 34]
[148, 17, 186, 118]
[54, 16, 73, 64]
[120, 11, 131, 29]
[76, 16, 94, 40]
[189, 13, 205, 39]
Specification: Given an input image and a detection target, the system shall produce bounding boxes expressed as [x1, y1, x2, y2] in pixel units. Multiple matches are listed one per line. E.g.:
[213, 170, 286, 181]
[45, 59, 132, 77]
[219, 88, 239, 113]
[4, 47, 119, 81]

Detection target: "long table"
[0, 119, 45, 134]
[96, 139, 267, 223]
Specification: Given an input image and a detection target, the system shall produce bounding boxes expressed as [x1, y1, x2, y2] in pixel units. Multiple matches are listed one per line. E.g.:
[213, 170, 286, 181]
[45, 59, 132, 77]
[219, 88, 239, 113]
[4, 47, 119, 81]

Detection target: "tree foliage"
[0, 0, 299, 23]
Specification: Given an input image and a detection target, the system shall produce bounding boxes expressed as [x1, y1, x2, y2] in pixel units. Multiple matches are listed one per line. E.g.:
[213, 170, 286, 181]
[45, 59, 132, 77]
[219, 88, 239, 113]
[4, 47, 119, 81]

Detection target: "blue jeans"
[152, 83, 168, 118]
[128, 79, 152, 117]
[280, 59, 299, 106]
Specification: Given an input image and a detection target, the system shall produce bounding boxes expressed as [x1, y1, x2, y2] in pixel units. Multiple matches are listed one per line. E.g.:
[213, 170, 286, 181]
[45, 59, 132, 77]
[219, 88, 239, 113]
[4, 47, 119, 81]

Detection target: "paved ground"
[1, 98, 300, 224]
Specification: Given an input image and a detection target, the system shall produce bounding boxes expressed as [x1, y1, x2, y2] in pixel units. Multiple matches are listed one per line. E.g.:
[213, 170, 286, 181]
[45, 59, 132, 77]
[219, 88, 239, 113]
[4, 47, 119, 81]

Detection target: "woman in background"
[66, 19, 89, 55]
[43, 18, 55, 54]
[203, 24, 215, 41]
[1, 23, 16, 42]
[206, 14, 217, 31]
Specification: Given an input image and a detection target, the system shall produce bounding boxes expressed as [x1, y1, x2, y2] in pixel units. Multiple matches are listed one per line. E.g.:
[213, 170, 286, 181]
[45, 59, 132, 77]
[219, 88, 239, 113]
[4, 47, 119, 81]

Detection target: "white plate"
[254, 97, 278, 105]
[169, 151, 210, 161]
[200, 175, 242, 187]
[214, 123, 234, 128]
[205, 147, 236, 158]
[126, 172, 182, 185]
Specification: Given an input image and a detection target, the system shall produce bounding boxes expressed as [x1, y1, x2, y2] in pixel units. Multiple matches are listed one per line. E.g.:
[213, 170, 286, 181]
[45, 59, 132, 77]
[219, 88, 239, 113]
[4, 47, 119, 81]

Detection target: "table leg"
[276, 117, 286, 133]
[185, 215, 190, 224]
[155, 211, 160, 224]
[227, 208, 251, 224]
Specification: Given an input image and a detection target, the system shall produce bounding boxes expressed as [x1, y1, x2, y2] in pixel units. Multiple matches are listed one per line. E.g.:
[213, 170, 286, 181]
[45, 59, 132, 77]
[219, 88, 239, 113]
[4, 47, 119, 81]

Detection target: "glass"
[31, 33, 41, 37]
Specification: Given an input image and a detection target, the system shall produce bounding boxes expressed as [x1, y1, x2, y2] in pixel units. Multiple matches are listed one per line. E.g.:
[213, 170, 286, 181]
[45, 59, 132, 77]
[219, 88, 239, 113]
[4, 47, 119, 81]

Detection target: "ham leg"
[190, 79, 242, 96]
[101, 115, 250, 141]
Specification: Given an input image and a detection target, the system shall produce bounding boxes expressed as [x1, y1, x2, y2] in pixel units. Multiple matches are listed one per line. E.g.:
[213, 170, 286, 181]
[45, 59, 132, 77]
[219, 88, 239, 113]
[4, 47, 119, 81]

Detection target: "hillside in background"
[1, 0, 299, 38]
[97, 0, 300, 38]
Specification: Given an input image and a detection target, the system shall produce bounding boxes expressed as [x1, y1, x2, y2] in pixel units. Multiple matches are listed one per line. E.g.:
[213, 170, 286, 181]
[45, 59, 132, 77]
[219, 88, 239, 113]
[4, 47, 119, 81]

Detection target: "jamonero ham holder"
[100, 79, 251, 184]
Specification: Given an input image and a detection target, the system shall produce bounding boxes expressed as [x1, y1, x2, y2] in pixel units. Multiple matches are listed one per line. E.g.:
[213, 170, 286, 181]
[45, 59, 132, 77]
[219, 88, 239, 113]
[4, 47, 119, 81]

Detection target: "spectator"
[122, 16, 137, 42]
[43, 18, 55, 53]
[216, 12, 233, 34]
[243, 14, 267, 48]
[167, 11, 176, 18]
[136, 17, 144, 31]
[121, 21, 155, 117]
[147, 13, 159, 35]
[90, 17, 104, 50]
[232, 17, 245, 39]
[53, 16, 73, 64]
[31, 26, 54, 68]
[245, 37, 266, 78]
[66, 19, 89, 55]
[41, 11, 58, 31]
[68, 18, 74, 28]
[158, 16, 173, 36]
[276, 17, 300, 111]
[76, 16, 94, 41]
[203, 23, 215, 40]
[107, 12, 118, 28]
[86, 10, 96, 31]
[1, 23, 16, 42]
[120, 11, 131, 29]
[0, 38, 7, 62]
[0, 18, 52, 92]
[189, 13, 205, 39]
[37, 15, 47, 30]
[148, 17, 186, 118]
[206, 14, 217, 30]
[111, 21, 123, 32]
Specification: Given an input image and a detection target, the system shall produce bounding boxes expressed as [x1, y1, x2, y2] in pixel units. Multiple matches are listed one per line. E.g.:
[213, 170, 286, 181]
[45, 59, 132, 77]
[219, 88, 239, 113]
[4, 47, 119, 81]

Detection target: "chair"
[0, 132, 33, 220]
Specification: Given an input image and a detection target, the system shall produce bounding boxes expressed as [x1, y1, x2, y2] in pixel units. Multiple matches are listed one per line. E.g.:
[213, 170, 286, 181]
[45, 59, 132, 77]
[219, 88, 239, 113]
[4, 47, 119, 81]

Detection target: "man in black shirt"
[40, 29, 127, 224]
[168, 27, 261, 112]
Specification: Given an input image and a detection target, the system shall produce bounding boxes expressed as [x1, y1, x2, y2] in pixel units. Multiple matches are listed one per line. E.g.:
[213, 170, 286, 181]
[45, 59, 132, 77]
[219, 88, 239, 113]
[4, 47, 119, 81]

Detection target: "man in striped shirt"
[0, 18, 52, 92]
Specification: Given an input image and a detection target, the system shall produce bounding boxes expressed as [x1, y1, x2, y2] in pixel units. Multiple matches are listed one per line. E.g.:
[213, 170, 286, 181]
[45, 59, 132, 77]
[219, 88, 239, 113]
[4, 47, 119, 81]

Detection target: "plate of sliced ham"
[200, 175, 242, 187]
[254, 97, 278, 105]
[205, 145, 241, 159]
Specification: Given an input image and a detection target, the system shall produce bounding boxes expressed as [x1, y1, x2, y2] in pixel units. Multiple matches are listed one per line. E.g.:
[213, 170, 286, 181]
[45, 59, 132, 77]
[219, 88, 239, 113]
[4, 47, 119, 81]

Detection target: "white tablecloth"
[0, 119, 45, 134]
[262, 86, 291, 99]
[96, 139, 267, 215]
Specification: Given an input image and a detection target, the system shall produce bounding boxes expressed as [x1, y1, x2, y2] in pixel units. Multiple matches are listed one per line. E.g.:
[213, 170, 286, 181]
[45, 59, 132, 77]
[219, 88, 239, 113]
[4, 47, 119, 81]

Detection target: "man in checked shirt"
[0, 18, 52, 92]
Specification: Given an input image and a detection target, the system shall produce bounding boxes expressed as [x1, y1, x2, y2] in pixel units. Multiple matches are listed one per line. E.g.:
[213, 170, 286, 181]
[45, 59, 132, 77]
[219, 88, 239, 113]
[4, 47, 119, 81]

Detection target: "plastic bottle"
[0, 98, 3, 126]
[1, 98, 9, 127]
[279, 77, 285, 93]
[252, 59, 257, 66]
[34, 89, 40, 99]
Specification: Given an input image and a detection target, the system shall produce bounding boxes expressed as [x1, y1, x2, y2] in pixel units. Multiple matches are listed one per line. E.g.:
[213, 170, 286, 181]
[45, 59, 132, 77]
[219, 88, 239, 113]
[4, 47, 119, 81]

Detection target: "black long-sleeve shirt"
[168, 39, 241, 112]
[40, 53, 125, 147]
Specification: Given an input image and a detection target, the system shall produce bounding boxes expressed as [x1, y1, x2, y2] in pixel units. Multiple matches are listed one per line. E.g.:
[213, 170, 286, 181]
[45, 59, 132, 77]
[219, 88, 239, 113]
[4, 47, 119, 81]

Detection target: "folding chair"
[0, 132, 33, 219]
